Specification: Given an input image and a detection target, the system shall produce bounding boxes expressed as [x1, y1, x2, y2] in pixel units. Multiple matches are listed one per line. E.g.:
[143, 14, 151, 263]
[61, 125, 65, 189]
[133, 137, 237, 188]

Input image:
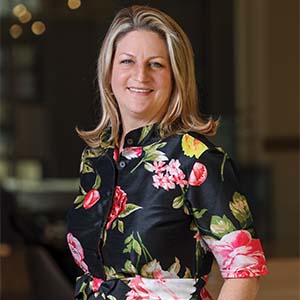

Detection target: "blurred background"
[0, 0, 299, 299]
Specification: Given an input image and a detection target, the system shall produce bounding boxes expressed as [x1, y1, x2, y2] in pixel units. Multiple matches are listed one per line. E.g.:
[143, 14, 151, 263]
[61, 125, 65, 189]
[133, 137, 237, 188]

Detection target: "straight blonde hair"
[77, 5, 219, 148]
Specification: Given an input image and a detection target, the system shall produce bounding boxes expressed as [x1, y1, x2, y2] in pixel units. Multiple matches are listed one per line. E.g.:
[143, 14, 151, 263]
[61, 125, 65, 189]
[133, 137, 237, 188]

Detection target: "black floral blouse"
[67, 123, 268, 300]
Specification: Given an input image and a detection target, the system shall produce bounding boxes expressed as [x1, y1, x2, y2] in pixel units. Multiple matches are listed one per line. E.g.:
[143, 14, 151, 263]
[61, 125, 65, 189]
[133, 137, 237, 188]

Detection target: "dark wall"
[1, 0, 234, 177]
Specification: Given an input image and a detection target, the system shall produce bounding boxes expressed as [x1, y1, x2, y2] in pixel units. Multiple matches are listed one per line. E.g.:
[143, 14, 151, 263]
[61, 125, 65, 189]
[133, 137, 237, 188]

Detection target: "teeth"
[129, 87, 151, 93]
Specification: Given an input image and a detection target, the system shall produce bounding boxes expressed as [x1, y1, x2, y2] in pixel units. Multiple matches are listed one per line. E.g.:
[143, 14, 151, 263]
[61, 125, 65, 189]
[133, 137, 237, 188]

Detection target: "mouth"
[128, 87, 153, 93]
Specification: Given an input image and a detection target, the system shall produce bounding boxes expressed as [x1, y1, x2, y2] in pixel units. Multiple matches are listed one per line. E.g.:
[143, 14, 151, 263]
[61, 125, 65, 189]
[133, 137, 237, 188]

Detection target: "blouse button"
[119, 161, 126, 168]
[127, 138, 134, 145]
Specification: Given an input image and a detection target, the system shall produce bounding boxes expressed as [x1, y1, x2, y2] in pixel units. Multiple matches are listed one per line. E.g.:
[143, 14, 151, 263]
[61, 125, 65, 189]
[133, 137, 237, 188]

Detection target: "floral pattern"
[83, 189, 101, 209]
[188, 162, 207, 186]
[181, 133, 208, 158]
[152, 159, 187, 190]
[203, 230, 267, 278]
[67, 233, 89, 273]
[91, 277, 104, 292]
[122, 147, 143, 160]
[67, 124, 268, 300]
[106, 186, 128, 229]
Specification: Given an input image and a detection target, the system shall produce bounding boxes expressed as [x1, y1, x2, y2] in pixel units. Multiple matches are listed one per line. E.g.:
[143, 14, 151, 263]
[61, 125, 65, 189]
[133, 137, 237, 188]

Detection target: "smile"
[128, 87, 153, 93]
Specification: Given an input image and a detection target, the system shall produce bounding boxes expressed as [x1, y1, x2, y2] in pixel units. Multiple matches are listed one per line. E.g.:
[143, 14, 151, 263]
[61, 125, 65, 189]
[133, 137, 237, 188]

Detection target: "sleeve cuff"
[203, 230, 268, 278]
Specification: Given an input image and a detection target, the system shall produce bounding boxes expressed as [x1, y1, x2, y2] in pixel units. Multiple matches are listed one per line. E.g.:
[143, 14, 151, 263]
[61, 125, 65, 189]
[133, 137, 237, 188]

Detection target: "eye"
[149, 61, 163, 68]
[120, 59, 134, 65]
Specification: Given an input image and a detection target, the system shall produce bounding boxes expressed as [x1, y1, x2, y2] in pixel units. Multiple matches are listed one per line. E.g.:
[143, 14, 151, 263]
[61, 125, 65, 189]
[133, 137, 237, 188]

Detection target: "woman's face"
[110, 30, 172, 127]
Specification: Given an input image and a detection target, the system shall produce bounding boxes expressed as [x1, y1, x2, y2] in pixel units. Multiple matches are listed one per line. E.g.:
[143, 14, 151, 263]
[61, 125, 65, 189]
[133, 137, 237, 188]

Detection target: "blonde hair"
[77, 5, 219, 148]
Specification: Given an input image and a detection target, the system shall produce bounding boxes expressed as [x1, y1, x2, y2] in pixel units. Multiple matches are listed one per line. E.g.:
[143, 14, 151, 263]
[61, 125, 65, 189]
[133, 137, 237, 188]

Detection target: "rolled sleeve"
[186, 148, 268, 278]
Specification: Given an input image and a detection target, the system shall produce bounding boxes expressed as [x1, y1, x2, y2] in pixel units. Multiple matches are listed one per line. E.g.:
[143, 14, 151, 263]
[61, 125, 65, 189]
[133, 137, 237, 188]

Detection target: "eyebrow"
[119, 52, 166, 60]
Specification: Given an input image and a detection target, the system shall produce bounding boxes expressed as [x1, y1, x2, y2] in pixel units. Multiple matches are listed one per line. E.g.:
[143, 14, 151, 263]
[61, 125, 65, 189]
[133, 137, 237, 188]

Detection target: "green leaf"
[189, 220, 197, 232]
[107, 296, 117, 300]
[123, 260, 137, 274]
[112, 220, 117, 230]
[143, 142, 166, 152]
[79, 282, 87, 293]
[192, 208, 208, 219]
[138, 124, 153, 143]
[75, 202, 83, 209]
[124, 233, 134, 244]
[210, 215, 236, 238]
[82, 162, 94, 174]
[118, 204, 142, 218]
[230, 192, 253, 228]
[103, 266, 116, 280]
[145, 150, 168, 162]
[118, 220, 124, 233]
[172, 195, 184, 209]
[92, 174, 101, 189]
[79, 184, 86, 195]
[144, 162, 154, 172]
[132, 240, 142, 255]
[183, 205, 190, 215]
[73, 195, 84, 204]
[123, 244, 132, 253]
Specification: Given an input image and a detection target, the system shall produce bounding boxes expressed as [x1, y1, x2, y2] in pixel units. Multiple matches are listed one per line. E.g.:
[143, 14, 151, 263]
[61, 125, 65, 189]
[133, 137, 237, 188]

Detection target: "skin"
[110, 30, 172, 150]
[218, 277, 260, 300]
[110, 29, 260, 299]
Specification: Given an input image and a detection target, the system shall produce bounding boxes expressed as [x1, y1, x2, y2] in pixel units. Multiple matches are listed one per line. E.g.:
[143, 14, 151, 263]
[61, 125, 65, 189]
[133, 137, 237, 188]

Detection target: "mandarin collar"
[122, 123, 162, 149]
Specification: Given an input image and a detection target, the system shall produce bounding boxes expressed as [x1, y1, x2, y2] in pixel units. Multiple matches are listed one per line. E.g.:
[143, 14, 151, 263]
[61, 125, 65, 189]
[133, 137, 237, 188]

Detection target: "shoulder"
[165, 131, 239, 178]
[79, 127, 114, 161]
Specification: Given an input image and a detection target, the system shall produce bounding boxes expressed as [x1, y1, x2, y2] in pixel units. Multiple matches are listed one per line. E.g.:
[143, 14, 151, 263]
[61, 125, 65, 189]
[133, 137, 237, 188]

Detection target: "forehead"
[115, 30, 169, 57]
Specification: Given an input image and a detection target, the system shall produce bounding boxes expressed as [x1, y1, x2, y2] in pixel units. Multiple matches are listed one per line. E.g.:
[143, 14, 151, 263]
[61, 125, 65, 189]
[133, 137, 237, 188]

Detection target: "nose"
[133, 64, 149, 82]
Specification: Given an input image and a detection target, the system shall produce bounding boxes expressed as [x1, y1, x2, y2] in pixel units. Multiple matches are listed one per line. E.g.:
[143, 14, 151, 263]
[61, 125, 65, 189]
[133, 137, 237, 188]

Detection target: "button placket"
[127, 138, 134, 146]
[119, 161, 126, 168]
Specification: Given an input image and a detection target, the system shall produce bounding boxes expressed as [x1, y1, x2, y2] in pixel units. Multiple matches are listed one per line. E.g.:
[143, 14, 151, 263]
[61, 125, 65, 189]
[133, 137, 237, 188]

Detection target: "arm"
[218, 277, 260, 300]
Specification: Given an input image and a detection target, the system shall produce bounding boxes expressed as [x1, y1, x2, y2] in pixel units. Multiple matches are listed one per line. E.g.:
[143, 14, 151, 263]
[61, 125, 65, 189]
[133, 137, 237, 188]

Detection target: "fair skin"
[110, 29, 260, 299]
[218, 277, 259, 300]
[110, 30, 172, 150]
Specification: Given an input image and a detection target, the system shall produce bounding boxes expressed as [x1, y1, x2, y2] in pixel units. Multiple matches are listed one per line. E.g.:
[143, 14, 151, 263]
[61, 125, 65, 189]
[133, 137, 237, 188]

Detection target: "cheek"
[111, 68, 127, 91]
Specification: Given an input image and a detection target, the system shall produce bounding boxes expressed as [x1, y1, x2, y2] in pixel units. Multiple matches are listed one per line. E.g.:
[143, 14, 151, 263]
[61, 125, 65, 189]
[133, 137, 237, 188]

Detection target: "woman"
[67, 5, 268, 300]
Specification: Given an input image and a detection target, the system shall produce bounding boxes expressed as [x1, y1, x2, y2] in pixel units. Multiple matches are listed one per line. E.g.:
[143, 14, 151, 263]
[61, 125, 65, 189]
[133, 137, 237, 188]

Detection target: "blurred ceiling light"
[9, 24, 23, 39]
[12, 3, 27, 18]
[67, 0, 81, 10]
[31, 21, 46, 35]
[19, 10, 32, 23]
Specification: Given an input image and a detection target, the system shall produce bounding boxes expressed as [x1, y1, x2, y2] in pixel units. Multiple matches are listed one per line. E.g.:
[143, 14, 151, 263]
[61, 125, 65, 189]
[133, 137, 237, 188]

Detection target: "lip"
[127, 87, 153, 93]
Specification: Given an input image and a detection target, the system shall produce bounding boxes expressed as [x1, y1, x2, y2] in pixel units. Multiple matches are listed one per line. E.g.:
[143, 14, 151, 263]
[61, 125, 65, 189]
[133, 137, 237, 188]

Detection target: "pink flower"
[126, 289, 143, 300]
[91, 277, 104, 292]
[83, 189, 100, 209]
[153, 173, 176, 191]
[193, 232, 201, 242]
[67, 233, 89, 273]
[152, 159, 187, 190]
[167, 159, 188, 187]
[113, 148, 119, 162]
[204, 230, 268, 278]
[106, 186, 127, 229]
[122, 147, 143, 160]
[166, 159, 181, 176]
[152, 160, 167, 175]
[126, 276, 150, 299]
[188, 162, 207, 186]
